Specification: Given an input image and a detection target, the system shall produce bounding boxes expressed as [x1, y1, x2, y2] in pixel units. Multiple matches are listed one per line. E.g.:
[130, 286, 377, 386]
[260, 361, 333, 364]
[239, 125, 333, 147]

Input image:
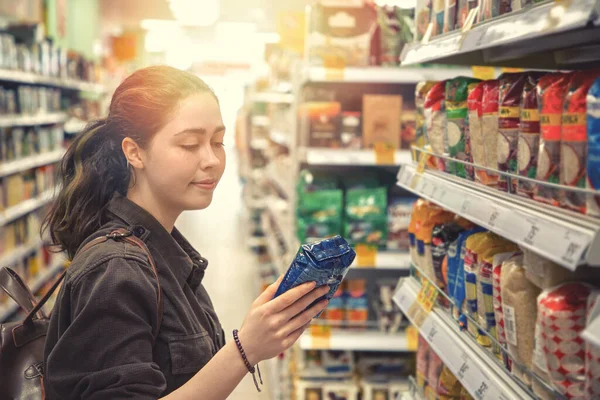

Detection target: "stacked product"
[305, 2, 414, 68]
[0, 125, 64, 162]
[0, 163, 58, 210]
[414, 71, 600, 217]
[294, 349, 413, 400]
[299, 88, 416, 151]
[296, 169, 417, 251]
[322, 278, 407, 333]
[407, 199, 600, 399]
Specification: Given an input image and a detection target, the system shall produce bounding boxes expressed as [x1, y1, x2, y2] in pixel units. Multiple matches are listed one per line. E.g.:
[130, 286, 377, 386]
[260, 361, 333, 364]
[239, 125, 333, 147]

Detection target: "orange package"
[416, 205, 455, 282]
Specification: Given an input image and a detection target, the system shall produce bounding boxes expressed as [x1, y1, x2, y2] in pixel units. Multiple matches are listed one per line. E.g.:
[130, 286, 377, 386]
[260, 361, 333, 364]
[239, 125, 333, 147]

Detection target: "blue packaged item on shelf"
[587, 78, 600, 217]
[274, 235, 356, 317]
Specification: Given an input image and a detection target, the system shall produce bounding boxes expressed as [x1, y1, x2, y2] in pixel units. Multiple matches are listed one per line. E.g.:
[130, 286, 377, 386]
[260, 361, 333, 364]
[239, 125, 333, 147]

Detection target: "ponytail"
[43, 65, 217, 259]
[43, 118, 131, 259]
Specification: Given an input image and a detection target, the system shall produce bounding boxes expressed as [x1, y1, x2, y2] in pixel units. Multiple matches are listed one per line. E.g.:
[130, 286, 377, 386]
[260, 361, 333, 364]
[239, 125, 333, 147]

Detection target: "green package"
[446, 77, 481, 179]
[297, 189, 343, 243]
[344, 187, 388, 247]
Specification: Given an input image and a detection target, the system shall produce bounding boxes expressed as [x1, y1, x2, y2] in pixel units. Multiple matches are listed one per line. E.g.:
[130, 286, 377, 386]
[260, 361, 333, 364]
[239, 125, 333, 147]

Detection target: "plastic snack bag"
[274, 236, 356, 318]
[587, 78, 600, 217]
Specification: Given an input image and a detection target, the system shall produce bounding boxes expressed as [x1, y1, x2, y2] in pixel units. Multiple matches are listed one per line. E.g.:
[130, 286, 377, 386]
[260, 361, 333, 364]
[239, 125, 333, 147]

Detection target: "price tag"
[487, 206, 502, 228]
[374, 142, 396, 165]
[471, 66, 496, 80]
[416, 281, 438, 313]
[310, 324, 331, 348]
[560, 229, 589, 266]
[460, 199, 471, 215]
[323, 56, 345, 80]
[500, 67, 524, 73]
[406, 325, 419, 351]
[356, 244, 377, 267]
[523, 218, 541, 246]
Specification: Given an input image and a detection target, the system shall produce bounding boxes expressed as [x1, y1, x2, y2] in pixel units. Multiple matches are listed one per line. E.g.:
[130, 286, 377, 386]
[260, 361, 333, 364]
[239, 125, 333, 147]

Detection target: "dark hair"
[43, 65, 217, 259]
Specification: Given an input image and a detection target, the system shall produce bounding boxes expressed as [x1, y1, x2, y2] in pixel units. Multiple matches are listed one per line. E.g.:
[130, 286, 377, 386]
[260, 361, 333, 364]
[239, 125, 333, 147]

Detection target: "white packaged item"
[523, 248, 600, 289]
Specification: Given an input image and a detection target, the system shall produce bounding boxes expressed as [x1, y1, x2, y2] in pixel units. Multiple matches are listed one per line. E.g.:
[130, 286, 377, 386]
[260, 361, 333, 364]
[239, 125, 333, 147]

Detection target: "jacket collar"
[105, 193, 208, 288]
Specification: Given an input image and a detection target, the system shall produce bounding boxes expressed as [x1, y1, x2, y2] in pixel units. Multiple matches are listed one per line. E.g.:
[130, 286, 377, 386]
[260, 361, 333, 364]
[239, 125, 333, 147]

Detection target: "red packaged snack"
[517, 75, 542, 198]
[481, 80, 500, 187]
[424, 81, 448, 172]
[534, 73, 572, 206]
[561, 70, 600, 213]
[468, 82, 488, 184]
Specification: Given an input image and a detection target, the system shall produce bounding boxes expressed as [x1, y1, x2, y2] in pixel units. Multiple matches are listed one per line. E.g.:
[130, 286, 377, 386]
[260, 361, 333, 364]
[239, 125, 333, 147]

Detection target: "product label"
[499, 106, 520, 119]
[562, 112, 587, 142]
[521, 109, 540, 122]
[503, 305, 518, 346]
[540, 114, 561, 140]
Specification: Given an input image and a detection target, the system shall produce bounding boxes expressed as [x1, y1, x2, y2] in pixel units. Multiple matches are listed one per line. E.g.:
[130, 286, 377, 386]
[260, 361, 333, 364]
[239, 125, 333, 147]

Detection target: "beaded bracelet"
[232, 329, 263, 392]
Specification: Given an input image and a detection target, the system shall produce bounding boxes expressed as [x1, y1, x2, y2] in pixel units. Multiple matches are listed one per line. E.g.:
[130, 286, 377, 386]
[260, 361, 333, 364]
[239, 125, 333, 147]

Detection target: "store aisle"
[176, 152, 269, 400]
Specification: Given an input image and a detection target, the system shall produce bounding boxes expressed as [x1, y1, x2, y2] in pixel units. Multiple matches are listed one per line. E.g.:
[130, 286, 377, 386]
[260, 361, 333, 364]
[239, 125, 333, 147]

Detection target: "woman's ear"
[122, 137, 144, 169]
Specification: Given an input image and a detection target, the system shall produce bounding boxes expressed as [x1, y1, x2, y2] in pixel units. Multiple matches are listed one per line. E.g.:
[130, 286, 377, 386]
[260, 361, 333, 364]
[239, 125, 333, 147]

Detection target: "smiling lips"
[192, 179, 217, 191]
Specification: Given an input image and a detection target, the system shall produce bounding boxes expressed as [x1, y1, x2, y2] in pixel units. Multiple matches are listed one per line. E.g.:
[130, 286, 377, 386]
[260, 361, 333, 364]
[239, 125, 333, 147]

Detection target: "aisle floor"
[175, 152, 270, 400]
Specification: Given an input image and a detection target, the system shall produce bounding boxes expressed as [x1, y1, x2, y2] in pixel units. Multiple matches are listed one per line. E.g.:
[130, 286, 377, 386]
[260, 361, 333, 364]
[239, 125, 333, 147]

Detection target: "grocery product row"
[0, 84, 62, 116]
[396, 199, 600, 399]
[414, 70, 600, 216]
[0, 27, 101, 84]
[297, 168, 416, 250]
[0, 163, 57, 212]
[293, 349, 413, 400]
[0, 125, 64, 165]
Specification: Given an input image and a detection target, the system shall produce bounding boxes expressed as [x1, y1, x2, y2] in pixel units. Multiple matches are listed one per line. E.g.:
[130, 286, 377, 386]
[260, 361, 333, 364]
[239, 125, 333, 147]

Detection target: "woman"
[43, 66, 329, 399]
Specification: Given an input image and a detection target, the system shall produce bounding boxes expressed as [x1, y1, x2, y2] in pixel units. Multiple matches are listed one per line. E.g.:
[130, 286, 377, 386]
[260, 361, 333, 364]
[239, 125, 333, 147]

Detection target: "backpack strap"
[23, 229, 163, 342]
[0, 267, 48, 320]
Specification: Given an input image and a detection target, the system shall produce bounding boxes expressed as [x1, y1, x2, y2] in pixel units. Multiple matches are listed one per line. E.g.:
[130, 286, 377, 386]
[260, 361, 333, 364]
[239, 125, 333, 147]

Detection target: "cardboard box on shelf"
[362, 95, 402, 149]
[299, 102, 342, 148]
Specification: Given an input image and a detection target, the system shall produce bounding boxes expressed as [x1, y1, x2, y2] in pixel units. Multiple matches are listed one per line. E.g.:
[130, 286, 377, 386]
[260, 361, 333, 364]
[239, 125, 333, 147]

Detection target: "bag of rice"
[523, 248, 600, 289]
[468, 82, 490, 185]
[481, 80, 500, 187]
[447, 227, 486, 323]
[501, 255, 541, 387]
[446, 77, 481, 179]
[416, 334, 430, 390]
[425, 81, 448, 171]
[538, 282, 599, 399]
[587, 78, 600, 217]
[415, 81, 438, 161]
[518, 74, 543, 198]
[534, 73, 573, 206]
[493, 252, 521, 370]
[586, 293, 600, 398]
[561, 70, 600, 214]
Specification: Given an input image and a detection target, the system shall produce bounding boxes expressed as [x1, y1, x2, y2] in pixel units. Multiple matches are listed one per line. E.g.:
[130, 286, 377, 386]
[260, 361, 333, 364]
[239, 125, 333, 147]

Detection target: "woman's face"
[142, 92, 226, 213]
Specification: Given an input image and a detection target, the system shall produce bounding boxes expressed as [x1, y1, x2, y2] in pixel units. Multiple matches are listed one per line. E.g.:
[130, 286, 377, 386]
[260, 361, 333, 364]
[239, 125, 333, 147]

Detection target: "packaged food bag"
[432, 0, 445, 36]
[345, 279, 369, 329]
[501, 256, 541, 387]
[561, 70, 600, 213]
[322, 283, 346, 327]
[535, 73, 573, 206]
[518, 74, 543, 198]
[344, 187, 387, 247]
[416, 334, 430, 390]
[432, 222, 467, 291]
[492, 252, 520, 370]
[409, 199, 428, 267]
[457, 0, 478, 30]
[297, 189, 344, 243]
[425, 81, 448, 172]
[446, 77, 481, 179]
[587, 78, 600, 217]
[387, 196, 417, 251]
[585, 293, 600, 398]
[538, 282, 599, 399]
[463, 232, 489, 336]
[415, 0, 432, 41]
[426, 350, 444, 400]
[417, 207, 455, 282]
[447, 227, 486, 323]
[437, 365, 462, 399]
[415, 81, 438, 161]
[523, 248, 600, 289]
[444, 0, 458, 33]
[481, 80, 501, 187]
[467, 82, 489, 184]
[275, 236, 356, 318]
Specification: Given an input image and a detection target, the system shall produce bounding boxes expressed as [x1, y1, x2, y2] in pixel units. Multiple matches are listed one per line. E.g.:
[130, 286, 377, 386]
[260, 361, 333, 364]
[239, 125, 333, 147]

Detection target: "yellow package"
[437, 365, 462, 399]
[409, 199, 428, 269]
[417, 206, 455, 283]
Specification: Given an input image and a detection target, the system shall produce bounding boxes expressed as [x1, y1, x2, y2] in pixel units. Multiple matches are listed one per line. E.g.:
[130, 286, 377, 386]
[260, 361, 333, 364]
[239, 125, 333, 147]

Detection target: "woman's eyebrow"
[175, 126, 226, 136]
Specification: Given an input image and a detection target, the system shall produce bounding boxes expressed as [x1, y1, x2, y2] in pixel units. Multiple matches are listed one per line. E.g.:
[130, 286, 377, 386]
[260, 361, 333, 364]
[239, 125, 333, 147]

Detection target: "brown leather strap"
[23, 270, 66, 324]
[0, 267, 47, 320]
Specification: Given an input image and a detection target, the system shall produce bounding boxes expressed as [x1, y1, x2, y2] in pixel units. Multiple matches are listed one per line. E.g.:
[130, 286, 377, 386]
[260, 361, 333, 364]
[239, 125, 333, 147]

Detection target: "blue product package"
[587, 78, 600, 217]
[274, 236, 356, 317]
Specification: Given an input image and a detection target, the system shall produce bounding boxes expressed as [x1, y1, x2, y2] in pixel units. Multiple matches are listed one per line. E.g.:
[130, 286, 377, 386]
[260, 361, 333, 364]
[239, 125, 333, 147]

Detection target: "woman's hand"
[237, 275, 329, 365]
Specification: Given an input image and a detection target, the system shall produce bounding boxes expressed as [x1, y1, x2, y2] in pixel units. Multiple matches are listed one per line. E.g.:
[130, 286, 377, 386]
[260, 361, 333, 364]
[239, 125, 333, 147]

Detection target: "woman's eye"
[212, 142, 225, 147]
[181, 144, 200, 150]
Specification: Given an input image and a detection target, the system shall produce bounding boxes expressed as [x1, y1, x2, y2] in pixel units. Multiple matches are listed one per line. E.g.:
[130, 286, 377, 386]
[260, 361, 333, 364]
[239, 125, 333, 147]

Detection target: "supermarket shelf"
[0, 239, 44, 269]
[251, 92, 294, 104]
[351, 251, 411, 270]
[265, 196, 297, 254]
[303, 66, 473, 84]
[400, 0, 600, 69]
[397, 164, 600, 270]
[252, 115, 270, 127]
[0, 188, 57, 227]
[0, 149, 65, 177]
[300, 148, 413, 166]
[267, 163, 294, 201]
[299, 329, 409, 351]
[394, 277, 532, 399]
[0, 112, 67, 127]
[0, 68, 105, 93]
[0, 254, 66, 322]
